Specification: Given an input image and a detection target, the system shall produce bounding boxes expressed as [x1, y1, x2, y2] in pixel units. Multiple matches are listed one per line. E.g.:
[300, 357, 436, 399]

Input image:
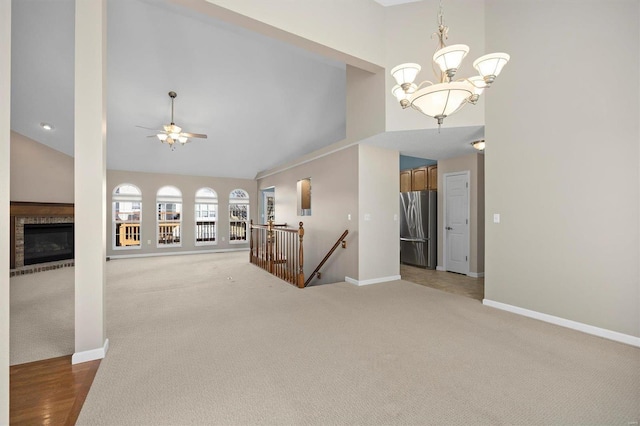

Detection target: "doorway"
[260, 187, 275, 224]
[443, 171, 470, 275]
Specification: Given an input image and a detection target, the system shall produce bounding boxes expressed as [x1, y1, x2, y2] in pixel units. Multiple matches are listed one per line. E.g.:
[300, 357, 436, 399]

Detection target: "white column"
[73, 0, 108, 364]
[0, 0, 11, 421]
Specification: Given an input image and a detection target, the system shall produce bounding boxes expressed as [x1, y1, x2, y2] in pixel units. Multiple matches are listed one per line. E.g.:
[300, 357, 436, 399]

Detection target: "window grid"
[196, 203, 217, 244]
[229, 189, 249, 243]
[157, 202, 182, 246]
[113, 184, 142, 250]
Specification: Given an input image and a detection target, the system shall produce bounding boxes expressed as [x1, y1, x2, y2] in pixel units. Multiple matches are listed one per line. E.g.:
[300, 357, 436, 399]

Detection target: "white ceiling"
[11, 0, 480, 180]
[372, 0, 423, 7]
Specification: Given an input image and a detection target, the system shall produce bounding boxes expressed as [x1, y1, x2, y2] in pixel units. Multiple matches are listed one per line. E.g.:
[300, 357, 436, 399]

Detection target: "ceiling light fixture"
[157, 92, 189, 148]
[471, 139, 485, 151]
[40, 122, 54, 131]
[390, 0, 509, 129]
[138, 91, 208, 151]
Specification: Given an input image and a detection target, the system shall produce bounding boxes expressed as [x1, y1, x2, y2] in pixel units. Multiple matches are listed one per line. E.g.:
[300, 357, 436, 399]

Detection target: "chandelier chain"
[435, 0, 448, 49]
[431, 0, 449, 82]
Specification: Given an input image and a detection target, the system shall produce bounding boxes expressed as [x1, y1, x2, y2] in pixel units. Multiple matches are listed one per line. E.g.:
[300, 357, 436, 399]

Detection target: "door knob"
[446, 226, 453, 230]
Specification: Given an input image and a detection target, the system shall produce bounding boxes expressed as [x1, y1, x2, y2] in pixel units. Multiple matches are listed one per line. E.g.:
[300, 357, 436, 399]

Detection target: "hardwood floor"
[400, 263, 484, 300]
[10, 355, 100, 426]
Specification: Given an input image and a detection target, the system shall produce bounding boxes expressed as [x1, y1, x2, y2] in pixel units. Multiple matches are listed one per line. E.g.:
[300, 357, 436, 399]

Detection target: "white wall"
[10, 131, 74, 203]
[201, 0, 386, 68]
[0, 0, 10, 421]
[484, 0, 640, 337]
[357, 144, 400, 282]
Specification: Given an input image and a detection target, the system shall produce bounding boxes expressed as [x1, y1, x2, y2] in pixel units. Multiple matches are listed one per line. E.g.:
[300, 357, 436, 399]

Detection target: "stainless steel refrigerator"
[400, 191, 437, 269]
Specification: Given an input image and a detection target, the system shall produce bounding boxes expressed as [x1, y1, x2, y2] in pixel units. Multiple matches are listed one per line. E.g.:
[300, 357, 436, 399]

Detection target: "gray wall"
[484, 0, 639, 337]
[10, 131, 74, 203]
[107, 170, 257, 257]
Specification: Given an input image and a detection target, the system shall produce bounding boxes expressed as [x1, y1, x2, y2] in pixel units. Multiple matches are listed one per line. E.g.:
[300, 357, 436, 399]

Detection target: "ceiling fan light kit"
[391, 0, 509, 129]
[141, 91, 208, 150]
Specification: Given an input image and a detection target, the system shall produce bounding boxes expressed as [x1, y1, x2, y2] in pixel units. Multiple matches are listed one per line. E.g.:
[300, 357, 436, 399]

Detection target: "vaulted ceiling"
[11, 0, 481, 180]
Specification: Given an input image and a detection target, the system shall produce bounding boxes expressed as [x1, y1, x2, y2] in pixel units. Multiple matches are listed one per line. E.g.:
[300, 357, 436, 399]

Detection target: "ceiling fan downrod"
[169, 91, 177, 125]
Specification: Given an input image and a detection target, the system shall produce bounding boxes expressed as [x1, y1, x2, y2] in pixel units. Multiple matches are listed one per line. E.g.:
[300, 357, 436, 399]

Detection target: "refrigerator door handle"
[400, 237, 428, 242]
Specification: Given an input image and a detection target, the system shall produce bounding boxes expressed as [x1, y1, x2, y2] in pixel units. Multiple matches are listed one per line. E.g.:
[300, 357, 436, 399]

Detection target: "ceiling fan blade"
[181, 132, 208, 139]
[136, 125, 164, 132]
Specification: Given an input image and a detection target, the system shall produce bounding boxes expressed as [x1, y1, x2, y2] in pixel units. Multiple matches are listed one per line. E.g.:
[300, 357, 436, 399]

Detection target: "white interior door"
[444, 172, 469, 275]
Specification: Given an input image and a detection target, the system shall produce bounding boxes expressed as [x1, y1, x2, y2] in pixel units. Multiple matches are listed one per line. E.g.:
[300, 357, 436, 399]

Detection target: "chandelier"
[391, 1, 509, 128]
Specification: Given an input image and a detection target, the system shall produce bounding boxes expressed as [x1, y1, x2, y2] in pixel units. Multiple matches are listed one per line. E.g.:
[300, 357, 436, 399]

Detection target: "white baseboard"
[345, 275, 401, 286]
[108, 248, 249, 260]
[483, 299, 640, 348]
[436, 266, 446, 272]
[72, 338, 109, 364]
[468, 272, 485, 278]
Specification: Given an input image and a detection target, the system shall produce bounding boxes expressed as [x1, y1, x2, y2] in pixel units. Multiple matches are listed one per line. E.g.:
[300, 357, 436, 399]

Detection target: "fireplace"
[10, 202, 75, 271]
[23, 223, 74, 265]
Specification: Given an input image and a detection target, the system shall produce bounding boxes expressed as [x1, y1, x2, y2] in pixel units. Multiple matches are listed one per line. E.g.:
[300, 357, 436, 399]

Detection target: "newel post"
[297, 222, 304, 288]
[249, 219, 254, 263]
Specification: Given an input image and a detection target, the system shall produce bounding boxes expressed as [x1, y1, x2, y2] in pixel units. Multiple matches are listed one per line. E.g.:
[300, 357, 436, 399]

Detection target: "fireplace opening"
[24, 223, 74, 265]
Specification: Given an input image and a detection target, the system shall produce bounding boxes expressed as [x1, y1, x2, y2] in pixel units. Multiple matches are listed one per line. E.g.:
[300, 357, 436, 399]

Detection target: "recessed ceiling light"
[40, 122, 54, 131]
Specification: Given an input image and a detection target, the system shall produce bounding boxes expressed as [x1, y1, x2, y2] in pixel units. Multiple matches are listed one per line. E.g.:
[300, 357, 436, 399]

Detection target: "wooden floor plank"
[10, 355, 100, 426]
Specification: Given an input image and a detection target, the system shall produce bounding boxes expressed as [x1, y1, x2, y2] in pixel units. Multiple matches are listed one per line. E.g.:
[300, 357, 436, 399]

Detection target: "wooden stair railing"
[304, 229, 349, 287]
[250, 220, 305, 288]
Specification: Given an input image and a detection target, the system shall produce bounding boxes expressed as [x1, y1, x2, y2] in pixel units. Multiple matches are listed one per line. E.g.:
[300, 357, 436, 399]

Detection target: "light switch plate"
[493, 213, 500, 223]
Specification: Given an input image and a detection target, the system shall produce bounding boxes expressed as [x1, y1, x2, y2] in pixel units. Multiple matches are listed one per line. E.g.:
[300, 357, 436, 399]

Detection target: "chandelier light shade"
[433, 44, 469, 78]
[467, 75, 486, 104]
[411, 82, 473, 125]
[473, 53, 510, 85]
[390, 0, 509, 128]
[390, 63, 422, 89]
[392, 83, 417, 108]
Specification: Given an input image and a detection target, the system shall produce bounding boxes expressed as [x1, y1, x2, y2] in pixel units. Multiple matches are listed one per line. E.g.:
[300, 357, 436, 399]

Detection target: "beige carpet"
[10, 267, 74, 365]
[11, 252, 640, 424]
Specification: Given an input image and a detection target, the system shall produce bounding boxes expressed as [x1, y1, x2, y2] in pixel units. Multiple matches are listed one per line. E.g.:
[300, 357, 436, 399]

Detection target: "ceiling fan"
[138, 91, 207, 150]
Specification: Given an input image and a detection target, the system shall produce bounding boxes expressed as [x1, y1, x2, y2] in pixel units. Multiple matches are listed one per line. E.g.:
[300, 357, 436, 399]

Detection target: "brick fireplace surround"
[10, 202, 74, 276]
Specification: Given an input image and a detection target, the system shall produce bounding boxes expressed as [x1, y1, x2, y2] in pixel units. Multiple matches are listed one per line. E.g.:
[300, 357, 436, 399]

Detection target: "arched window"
[195, 187, 217, 245]
[157, 186, 182, 247]
[112, 184, 142, 249]
[229, 189, 249, 243]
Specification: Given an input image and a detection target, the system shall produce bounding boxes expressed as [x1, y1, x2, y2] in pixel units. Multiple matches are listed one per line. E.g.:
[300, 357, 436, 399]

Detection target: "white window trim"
[112, 185, 142, 251]
[157, 190, 183, 248]
[195, 189, 218, 246]
[229, 191, 249, 244]
[195, 203, 218, 247]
